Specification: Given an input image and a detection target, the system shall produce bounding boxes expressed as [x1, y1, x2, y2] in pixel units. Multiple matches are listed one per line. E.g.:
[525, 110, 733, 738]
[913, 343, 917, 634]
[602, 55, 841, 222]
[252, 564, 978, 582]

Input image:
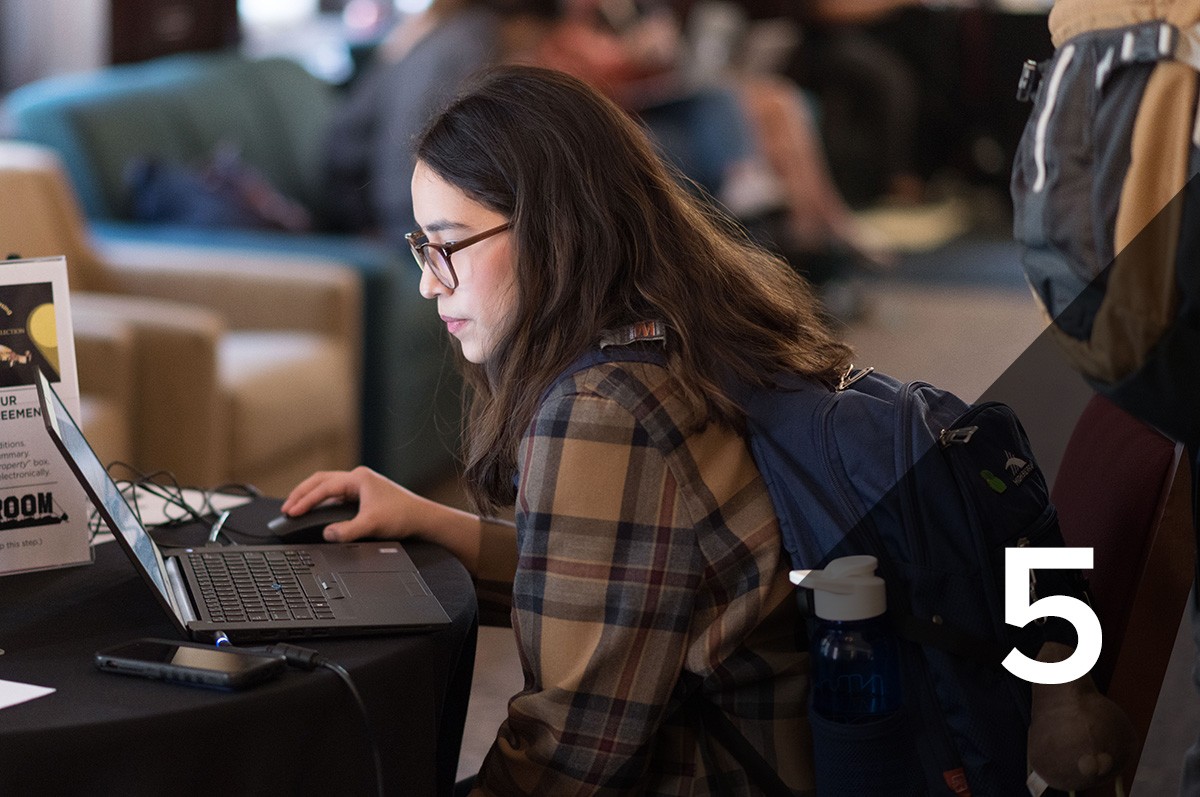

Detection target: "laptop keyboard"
[189, 550, 336, 623]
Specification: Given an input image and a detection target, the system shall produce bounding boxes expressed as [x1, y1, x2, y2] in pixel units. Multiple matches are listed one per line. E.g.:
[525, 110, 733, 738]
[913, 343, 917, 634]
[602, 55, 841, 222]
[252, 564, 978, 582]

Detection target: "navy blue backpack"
[558, 342, 1085, 796]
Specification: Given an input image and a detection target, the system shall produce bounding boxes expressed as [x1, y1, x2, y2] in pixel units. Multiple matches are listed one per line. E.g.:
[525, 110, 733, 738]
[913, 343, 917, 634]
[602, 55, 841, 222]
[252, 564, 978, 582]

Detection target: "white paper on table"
[128, 487, 254, 529]
[90, 487, 254, 545]
[0, 678, 54, 710]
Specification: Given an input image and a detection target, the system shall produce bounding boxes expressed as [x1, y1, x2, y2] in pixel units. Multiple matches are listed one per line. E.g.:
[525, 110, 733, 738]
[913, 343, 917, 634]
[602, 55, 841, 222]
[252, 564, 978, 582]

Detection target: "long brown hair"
[415, 66, 852, 513]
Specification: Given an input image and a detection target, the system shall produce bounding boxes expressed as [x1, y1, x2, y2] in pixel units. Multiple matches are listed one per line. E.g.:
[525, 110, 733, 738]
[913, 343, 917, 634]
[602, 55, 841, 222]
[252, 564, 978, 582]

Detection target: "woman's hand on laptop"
[281, 467, 485, 573]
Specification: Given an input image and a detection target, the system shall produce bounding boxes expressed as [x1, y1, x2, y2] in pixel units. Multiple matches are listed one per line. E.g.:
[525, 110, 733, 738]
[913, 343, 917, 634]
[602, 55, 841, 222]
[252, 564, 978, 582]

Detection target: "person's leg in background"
[638, 83, 883, 307]
[861, 4, 965, 189]
[637, 86, 769, 209]
[736, 73, 893, 268]
[789, 25, 922, 207]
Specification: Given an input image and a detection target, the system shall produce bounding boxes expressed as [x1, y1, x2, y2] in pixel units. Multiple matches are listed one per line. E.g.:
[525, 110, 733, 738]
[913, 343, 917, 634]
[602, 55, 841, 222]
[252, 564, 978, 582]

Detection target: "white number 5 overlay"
[1002, 547, 1102, 685]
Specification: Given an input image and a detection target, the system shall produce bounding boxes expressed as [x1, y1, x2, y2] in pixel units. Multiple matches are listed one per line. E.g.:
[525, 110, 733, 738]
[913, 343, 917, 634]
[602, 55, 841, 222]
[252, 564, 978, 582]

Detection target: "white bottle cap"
[790, 555, 887, 621]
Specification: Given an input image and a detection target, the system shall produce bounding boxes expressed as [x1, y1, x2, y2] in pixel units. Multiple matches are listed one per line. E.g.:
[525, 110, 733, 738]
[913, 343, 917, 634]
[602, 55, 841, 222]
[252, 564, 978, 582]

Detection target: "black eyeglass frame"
[405, 222, 512, 290]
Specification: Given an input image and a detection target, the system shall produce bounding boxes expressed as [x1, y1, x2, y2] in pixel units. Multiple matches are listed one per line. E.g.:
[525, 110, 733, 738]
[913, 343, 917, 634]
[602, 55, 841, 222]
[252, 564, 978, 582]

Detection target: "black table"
[0, 498, 478, 796]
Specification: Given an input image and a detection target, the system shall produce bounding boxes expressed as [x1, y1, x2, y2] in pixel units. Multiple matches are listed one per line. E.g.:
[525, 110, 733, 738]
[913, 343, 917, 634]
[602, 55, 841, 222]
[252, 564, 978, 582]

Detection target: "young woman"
[283, 65, 853, 795]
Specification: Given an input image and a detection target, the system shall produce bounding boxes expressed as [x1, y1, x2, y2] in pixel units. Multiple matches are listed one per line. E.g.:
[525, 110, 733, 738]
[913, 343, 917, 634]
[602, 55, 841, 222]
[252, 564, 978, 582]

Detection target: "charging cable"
[220, 640, 384, 797]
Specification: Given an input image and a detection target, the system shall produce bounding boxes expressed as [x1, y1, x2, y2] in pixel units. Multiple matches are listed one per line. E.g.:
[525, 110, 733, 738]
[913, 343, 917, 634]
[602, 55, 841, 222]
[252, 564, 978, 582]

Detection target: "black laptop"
[36, 370, 450, 643]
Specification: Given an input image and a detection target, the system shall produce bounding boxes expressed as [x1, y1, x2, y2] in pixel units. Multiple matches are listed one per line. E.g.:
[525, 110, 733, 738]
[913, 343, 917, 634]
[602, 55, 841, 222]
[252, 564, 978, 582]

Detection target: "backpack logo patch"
[1004, 451, 1035, 486]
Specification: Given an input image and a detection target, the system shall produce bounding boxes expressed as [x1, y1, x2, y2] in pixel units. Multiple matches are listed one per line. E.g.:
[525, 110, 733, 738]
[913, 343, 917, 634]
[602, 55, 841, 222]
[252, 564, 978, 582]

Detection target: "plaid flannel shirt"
[474, 360, 813, 796]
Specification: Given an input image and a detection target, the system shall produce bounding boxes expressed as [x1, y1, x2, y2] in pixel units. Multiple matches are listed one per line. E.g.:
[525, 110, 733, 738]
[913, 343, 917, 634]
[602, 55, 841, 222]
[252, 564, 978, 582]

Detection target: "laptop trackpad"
[336, 571, 431, 598]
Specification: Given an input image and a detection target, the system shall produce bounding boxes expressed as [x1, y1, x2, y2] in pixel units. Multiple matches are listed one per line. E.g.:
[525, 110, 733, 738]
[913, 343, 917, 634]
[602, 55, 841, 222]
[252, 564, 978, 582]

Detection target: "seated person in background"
[284, 65, 835, 794]
[536, 0, 893, 269]
[320, 0, 556, 244]
[789, 0, 977, 205]
[322, 0, 889, 292]
[323, 0, 771, 246]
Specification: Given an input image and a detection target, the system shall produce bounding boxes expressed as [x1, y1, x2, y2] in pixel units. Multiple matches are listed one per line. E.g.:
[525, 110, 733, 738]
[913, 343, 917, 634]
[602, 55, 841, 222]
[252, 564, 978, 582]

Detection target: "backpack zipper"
[895, 385, 977, 792]
[817, 396, 869, 542]
[941, 402, 1042, 728]
[825, 379, 976, 792]
[939, 426, 978, 446]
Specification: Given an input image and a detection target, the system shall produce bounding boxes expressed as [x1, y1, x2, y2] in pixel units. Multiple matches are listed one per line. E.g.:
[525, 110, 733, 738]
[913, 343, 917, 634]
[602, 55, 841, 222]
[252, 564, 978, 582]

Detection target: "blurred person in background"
[322, 0, 891, 313]
[536, 0, 893, 270]
[321, 0, 555, 241]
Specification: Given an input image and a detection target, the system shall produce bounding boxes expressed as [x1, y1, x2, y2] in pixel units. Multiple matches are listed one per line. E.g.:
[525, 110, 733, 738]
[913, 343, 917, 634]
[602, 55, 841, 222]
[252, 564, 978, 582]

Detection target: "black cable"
[208, 482, 263, 500]
[94, 461, 263, 545]
[252, 644, 385, 797]
[319, 660, 386, 797]
[106, 461, 208, 527]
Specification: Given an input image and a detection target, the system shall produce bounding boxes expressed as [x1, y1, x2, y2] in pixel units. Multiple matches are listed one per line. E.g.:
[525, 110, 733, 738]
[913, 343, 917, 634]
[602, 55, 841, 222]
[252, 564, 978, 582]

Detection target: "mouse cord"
[256, 644, 385, 797]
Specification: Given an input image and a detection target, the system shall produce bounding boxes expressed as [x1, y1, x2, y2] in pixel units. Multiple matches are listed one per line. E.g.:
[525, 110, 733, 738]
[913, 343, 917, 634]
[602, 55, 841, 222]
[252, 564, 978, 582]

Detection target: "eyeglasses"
[405, 222, 512, 290]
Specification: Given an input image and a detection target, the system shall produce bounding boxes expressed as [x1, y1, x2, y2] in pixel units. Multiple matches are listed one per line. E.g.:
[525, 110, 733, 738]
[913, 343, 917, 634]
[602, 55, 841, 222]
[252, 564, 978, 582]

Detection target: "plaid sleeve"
[476, 517, 518, 627]
[475, 375, 705, 796]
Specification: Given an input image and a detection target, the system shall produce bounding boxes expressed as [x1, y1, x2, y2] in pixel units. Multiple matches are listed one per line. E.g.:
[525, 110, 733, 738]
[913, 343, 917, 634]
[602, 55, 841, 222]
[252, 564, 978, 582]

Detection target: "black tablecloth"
[0, 498, 479, 796]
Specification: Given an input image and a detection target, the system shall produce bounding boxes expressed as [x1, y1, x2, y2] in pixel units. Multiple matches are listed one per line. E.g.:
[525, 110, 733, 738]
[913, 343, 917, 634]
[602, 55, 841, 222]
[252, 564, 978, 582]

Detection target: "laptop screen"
[36, 370, 182, 620]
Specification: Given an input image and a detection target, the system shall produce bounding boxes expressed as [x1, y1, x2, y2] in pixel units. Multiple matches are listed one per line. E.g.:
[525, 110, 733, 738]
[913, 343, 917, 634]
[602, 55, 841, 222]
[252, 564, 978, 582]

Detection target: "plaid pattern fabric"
[475, 361, 813, 796]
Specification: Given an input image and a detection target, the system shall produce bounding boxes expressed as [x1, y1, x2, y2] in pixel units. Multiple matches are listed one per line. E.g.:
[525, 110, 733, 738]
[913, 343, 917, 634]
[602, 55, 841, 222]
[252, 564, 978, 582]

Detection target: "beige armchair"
[0, 140, 361, 496]
[71, 301, 135, 468]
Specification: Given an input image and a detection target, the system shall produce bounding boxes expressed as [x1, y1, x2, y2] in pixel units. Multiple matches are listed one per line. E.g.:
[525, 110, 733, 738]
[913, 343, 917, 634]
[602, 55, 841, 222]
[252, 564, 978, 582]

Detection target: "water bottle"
[794, 555, 902, 722]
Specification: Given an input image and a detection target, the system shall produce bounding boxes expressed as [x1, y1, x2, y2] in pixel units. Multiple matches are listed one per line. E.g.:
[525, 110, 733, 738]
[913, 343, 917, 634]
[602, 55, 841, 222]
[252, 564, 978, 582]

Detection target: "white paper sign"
[0, 257, 91, 576]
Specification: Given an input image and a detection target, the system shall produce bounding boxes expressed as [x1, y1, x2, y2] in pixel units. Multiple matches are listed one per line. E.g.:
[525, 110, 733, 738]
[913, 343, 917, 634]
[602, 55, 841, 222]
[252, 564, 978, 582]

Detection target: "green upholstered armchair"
[3, 52, 463, 491]
[0, 139, 361, 495]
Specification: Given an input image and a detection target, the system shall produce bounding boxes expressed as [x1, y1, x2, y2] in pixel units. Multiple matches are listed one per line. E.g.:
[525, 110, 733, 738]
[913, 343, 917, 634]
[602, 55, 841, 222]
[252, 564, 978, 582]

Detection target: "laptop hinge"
[165, 557, 199, 624]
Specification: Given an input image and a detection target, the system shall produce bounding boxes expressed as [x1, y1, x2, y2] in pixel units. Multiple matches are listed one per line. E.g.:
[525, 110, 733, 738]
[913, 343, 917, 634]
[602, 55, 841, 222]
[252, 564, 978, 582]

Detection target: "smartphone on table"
[94, 638, 286, 690]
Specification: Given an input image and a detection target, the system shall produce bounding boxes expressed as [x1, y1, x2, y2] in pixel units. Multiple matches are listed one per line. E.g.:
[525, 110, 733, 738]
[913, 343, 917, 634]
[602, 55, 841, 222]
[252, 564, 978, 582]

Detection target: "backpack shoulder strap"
[544, 322, 670, 403]
[542, 343, 668, 403]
